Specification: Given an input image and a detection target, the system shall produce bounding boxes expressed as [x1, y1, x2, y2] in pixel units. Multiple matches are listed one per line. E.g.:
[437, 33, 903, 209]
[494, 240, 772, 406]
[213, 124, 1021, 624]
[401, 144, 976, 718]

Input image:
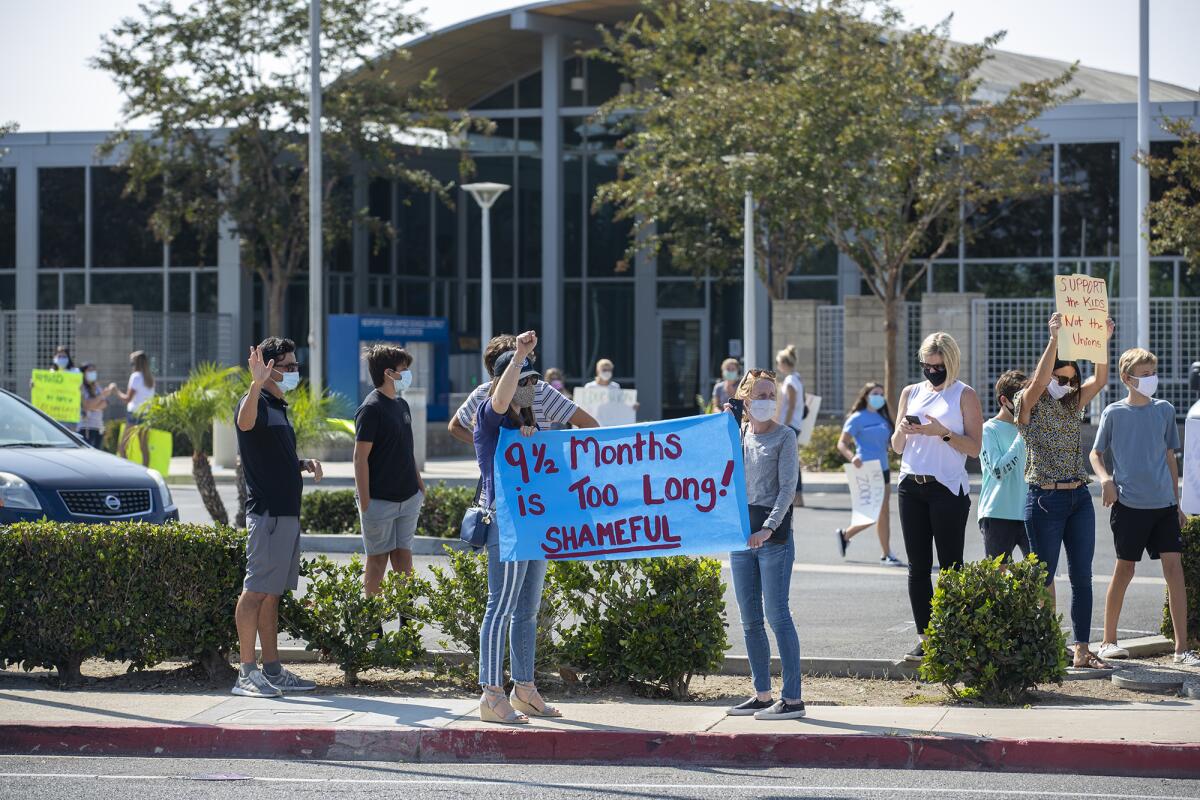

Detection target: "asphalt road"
[2, 756, 1198, 800]
[173, 485, 1170, 660]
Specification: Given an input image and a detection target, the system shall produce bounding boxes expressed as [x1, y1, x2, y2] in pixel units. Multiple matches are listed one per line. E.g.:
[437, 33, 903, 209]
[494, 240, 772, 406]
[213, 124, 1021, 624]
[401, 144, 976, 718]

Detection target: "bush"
[800, 423, 900, 472]
[554, 557, 728, 700]
[0, 521, 244, 683]
[1162, 517, 1200, 647]
[921, 556, 1066, 705]
[279, 555, 425, 685]
[300, 483, 476, 538]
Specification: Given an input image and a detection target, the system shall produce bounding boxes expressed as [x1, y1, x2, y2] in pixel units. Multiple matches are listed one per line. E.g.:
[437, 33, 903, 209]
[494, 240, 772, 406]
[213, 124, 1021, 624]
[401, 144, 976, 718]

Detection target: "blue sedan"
[0, 388, 178, 524]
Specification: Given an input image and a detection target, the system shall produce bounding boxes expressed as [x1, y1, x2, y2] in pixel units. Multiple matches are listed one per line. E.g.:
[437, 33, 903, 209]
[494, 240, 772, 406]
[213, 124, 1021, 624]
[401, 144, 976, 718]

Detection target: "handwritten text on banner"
[1054, 274, 1109, 364]
[493, 413, 752, 562]
[30, 369, 83, 423]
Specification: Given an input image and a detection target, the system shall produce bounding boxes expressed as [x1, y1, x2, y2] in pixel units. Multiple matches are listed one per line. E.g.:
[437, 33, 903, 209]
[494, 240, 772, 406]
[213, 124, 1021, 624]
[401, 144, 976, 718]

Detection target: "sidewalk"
[1, 688, 1197, 777]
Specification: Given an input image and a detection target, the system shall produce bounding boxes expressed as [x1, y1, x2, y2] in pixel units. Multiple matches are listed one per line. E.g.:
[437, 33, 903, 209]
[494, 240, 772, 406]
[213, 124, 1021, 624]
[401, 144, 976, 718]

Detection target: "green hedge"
[800, 423, 900, 472]
[299, 484, 474, 537]
[1162, 517, 1200, 647]
[0, 521, 244, 682]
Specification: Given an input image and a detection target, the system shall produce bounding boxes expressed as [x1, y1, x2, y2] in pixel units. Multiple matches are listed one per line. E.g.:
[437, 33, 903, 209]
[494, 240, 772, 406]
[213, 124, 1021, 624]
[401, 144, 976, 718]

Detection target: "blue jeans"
[1023, 485, 1095, 644]
[478, 526, 548, 687]
[729, 538, 802, 700]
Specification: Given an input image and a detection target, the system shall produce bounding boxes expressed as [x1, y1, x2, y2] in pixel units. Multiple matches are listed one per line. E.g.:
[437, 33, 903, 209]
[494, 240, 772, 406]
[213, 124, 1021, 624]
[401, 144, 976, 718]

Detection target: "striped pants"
[478, 529, 548, 687]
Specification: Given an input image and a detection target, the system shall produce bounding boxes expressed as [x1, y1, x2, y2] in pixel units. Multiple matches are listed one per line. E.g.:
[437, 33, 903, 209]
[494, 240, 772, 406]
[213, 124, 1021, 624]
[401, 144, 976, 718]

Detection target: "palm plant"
[137, 363, 243, 525]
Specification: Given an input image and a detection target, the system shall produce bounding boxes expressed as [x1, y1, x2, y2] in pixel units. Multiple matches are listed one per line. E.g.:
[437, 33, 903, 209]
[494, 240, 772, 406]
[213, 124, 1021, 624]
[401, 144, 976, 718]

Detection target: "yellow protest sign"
[119, 424, 173, 476]
[31, 369, 83, 423]
[1054, 274, 1109, 364]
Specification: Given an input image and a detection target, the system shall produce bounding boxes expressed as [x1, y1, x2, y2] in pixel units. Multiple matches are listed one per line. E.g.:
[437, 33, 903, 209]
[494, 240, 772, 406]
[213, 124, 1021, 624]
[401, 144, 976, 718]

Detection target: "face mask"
[598, 370, 613, 382]
[723, 370, 740, 382]
[392, 370, 412, 393]
[85, 370, 98, 383]
[1132, 374, 1158, 398]
[278, 371, 300, 392]
[748, 398, 777, 422]
[922, 366, 947, 387]
[1046, 380, 1072, 401]
[867, 394, 886, 410]
[512, 384, 536, 409]
[53, 356, 69, 368]
[550, 380, 565, 391]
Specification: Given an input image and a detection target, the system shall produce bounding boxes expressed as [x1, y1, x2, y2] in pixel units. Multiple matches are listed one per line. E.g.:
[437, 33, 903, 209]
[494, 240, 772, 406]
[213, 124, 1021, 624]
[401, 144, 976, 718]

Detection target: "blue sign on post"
[493, 413, 752, 562]
[326, 314, 451, 420]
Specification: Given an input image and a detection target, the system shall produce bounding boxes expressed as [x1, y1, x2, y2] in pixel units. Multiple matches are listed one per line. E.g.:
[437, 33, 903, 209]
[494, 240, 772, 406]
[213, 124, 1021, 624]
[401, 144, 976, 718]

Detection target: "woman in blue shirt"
[836, 382, 902, 565]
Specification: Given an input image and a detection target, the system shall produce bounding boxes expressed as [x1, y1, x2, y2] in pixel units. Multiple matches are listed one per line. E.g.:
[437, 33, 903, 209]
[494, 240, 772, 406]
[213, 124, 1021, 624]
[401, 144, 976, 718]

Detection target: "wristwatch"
[941, 433, 952, 443]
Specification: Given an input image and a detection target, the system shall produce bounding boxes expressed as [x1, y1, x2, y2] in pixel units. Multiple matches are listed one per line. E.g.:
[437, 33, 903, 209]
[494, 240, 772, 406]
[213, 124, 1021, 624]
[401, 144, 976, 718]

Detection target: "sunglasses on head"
[747, 368, 776, 379]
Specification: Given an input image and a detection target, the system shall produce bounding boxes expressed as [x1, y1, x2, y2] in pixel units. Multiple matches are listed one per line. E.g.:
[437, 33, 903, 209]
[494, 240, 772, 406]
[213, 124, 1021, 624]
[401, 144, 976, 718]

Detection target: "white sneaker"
[1174, 650, 1200, 667]
[1096, 642, 1129, 660]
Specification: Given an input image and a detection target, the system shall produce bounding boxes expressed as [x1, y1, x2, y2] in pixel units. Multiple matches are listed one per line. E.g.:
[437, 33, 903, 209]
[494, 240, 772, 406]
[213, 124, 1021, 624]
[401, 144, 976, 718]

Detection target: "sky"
[2, 0, 1198, 133]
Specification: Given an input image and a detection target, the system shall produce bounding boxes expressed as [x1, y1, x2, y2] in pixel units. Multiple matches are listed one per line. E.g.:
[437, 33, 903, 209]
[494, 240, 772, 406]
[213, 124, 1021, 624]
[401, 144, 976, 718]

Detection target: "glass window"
[586, 283, 635, 379]
[563, 153, 583, 277]
[562, 116, 587, 150]
[517, 73, 542, 109]
[0, 168, 14, 268]
[658, 281, 705, 308]
[196, 272, 218, 313]
[785, 279, 838, 302]
[931, 262, 959, 292]
[38, 167, 85, 268]
[92, 166, 163, 267]
[64, 273, 85, 308]
[963, 263, 1054, 298]
[1150, 261, 1174, 297]
[471, 83, 514, 110]
[1059, 142, 1119, 258]
[169, 272, 191, 312]
[466, 158, 514, 279]
[0, 273, 14, 310]
[585, 59, 624, 107]
[434, 194, 457, 278]
[1179, 263, 1200, 298]
[708, 280, 743, 380]
[469, 118, 514, 154]
[791, 243, 838, 276]
[563, 57, 585, 106]
[91, 272, 165, 311]
[37, 274, 58, 309]
[368, 178, 392, 275]
[1150, 141, 1182, 256]
[966, 146, 1052, 259]
[517, 118, 542, 153]
[397, 279, 431, 317]
[517, 156, 541, 278]
[586, 153, 633, 276]
[518, 282, 541, 337]
[564, 282, 583, 379]
[397, 187, 431, 277]
[493, 282, 515, 337]
[168, 173, 218, 267]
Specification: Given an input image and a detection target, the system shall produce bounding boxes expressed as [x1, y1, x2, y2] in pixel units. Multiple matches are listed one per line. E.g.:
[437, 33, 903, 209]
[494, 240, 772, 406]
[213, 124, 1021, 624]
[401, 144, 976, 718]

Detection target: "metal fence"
[816, 304, 844, 414]
[132, 312, 237, 393]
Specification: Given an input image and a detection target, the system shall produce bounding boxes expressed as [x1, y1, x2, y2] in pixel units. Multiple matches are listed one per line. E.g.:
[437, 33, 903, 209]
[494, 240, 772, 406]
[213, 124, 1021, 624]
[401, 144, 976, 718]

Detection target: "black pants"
[897, 476, 970, 632]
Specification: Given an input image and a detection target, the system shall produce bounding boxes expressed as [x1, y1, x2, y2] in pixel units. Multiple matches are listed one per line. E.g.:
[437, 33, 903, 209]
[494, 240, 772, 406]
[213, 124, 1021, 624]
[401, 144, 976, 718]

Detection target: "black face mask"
[923, 366, 947, 387]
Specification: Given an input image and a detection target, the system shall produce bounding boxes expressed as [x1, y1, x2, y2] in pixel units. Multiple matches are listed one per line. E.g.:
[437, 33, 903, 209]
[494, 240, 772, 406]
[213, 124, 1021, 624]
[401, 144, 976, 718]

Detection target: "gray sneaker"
[1174, 650, 1200, 667]
[232, 669, 281, 698]
[265, 667, 316, 692]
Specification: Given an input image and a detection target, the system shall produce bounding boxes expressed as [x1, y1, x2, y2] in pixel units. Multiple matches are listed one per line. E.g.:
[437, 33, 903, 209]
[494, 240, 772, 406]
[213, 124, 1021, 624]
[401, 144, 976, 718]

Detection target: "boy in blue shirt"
[1090, 348, 1198, 666]
[979, 370, 1030, 562]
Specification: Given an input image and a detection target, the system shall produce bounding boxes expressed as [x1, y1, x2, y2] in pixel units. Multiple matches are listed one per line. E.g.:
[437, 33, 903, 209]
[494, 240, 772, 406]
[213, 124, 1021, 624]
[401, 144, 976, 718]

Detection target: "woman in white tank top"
[890, 332, 983, 664]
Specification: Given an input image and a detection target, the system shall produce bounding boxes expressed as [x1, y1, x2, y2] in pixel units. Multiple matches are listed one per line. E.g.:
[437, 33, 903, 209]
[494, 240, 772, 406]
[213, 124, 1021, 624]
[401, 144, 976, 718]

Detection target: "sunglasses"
[275, 362, 301, 373]
[517, 376, 537, 387]
[918, 361, 946, 371]
[1052, 375, 1078, 386]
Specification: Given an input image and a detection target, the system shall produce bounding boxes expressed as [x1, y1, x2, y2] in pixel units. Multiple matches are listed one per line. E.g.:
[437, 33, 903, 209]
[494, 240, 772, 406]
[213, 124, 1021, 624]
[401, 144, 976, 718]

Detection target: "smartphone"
[904, 414, 921, 425]
[728, 398, 745, 419]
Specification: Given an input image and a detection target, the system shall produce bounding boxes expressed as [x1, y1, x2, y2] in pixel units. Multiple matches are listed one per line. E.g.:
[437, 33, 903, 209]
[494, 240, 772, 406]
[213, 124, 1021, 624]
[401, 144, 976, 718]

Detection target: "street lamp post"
[722, 153, 759, 369]
[462, 182, 511, 356]
[307, 0, 323, 397]
[1136, 0, 1150, 349]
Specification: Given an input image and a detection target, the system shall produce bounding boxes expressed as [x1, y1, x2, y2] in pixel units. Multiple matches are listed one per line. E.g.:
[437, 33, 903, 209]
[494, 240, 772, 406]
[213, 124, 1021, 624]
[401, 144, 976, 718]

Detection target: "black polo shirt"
[355, 389, 419, 503]
[236, 390, 302, 517]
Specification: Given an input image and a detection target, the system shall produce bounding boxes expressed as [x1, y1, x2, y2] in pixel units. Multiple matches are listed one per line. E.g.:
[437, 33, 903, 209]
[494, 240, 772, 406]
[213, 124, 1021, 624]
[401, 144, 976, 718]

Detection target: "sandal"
[480, 686, 529, 724]
[510, 681, 563, 718]
[1073, 648, 1113, 670]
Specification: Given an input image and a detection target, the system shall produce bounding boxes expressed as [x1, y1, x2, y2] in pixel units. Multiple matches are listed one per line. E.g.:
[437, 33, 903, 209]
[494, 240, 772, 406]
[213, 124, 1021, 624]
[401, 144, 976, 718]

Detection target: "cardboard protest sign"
[494, 413, 751, 562]
[1182, 417, 1200, 516]
[118, 424, 172, 476]
[1054, 274, 1109, 364]
[31, 369, 83, 423]
[573, 386, 638, 427]
[845, 460, 885, 526]
[796, 393, 821, 447]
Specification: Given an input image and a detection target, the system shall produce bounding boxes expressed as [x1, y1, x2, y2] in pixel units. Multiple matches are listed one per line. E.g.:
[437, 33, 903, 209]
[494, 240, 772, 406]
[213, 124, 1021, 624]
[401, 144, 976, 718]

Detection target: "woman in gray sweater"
[723, 368, 804, 720]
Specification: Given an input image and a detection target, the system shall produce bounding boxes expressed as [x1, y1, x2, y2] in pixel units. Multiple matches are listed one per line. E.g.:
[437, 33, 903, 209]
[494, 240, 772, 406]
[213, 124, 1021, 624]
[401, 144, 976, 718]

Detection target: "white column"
[540, 32, 563, 368]
[1136, 0, 1150, 348]
[480, 204, 493, 354]
[307, 0, 324, 395]
[743, 190, 757, 368]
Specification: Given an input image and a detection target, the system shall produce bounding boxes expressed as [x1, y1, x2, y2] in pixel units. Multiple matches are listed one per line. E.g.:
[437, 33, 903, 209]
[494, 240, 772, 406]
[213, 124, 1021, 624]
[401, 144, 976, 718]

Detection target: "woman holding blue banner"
[474, 330, 562, 725]
[724, 369, 805, 721]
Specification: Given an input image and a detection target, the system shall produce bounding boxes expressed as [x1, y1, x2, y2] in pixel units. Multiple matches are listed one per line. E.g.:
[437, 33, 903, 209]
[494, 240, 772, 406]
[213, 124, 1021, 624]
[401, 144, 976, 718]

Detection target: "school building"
[1, 0, 1199, 421]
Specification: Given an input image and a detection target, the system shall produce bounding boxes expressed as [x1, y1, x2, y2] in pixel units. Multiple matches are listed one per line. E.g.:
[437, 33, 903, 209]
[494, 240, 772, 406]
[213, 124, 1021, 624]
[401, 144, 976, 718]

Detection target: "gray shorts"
[244, 512, 302, 595]
[360, 491, 423, 556]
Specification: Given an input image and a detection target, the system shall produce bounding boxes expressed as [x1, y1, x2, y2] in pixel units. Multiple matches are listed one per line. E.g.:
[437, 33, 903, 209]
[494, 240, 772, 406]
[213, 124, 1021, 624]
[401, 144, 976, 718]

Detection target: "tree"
[93, 0, 480, 334]
[1140, 118, 1200, 270]
[137, 363, 244, 524]
[596, 0, 1075, 401]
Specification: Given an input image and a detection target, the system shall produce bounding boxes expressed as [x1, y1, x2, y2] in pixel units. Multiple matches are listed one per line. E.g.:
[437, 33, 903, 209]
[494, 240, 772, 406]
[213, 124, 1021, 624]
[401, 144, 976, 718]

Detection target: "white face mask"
[85, 370, 98, 383]
[53, 356, 69, 368]
[598, 370, 613, 382]
[748, 398, 777, 422]
[1046, 380, 1072, 401]
[392, 369, 412, 393]
[278, 371, 300, 392]
[1132, 374, 1158, 398]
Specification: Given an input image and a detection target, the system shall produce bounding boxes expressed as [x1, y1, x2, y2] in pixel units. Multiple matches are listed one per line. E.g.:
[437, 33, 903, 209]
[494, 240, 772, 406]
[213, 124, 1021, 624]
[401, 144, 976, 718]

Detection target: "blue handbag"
[459, 480, 494, 549]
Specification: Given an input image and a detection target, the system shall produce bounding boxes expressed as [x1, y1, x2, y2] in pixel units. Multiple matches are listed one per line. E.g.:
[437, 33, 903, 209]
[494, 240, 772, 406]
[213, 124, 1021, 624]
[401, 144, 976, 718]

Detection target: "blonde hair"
[733, 369, 777, 425]
[596, 358, 614, 372]
[721, 357, 740, 372]
[775, 344, 797, 369]
[918, 332, 960, 386]
[1118, 347, 1157, 379]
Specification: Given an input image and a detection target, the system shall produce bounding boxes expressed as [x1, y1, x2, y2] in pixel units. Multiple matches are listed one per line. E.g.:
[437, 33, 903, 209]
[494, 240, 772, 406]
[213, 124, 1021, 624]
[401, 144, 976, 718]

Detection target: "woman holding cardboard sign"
[891, 332, 983, 664]
[473, 330, 562, 725]
[1015, 311, 1115, 670]
[836, 382, 902, 566]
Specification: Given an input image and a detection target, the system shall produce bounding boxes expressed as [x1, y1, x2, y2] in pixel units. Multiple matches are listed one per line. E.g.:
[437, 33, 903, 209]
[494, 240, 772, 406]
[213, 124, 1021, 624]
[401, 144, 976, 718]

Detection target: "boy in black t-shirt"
[354, 345, 425, 597]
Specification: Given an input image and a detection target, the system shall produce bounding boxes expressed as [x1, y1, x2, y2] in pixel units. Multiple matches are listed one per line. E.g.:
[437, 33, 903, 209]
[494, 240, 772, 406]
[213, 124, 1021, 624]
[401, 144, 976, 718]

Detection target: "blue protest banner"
[493, 413, 752, 562]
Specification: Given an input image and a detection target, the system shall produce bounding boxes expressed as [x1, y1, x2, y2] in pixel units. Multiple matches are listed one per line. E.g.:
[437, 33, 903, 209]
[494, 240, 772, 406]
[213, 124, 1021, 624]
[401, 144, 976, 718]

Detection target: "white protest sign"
[1054, 273, 1109, 364]
[573, 386, 638, 427]
[1182, 417, 1200, 516]
[796, 393, 821, 447]
[845, 460, 885, 526]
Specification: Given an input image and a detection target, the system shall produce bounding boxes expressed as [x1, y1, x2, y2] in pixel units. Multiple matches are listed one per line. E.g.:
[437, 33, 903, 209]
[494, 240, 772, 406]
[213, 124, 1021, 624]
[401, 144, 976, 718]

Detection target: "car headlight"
[146, 468, 173, 509]
[0, 472, 42, 511]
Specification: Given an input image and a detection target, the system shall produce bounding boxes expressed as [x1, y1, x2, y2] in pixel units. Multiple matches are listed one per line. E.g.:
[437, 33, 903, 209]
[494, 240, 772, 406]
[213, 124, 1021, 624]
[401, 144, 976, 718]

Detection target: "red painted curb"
[1, 723, 1198, 778]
